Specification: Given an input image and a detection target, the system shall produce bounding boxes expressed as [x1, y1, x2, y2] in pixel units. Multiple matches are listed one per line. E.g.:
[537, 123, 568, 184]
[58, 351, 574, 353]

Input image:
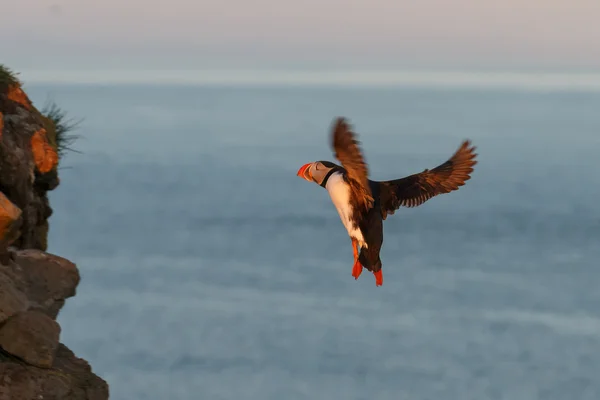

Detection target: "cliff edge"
[0, 65, 109, 399]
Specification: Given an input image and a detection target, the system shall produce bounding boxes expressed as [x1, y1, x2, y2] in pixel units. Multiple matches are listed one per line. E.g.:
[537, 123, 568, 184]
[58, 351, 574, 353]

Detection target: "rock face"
[0, 65, 109, 399]
[0, 65, 59, 252]
[0, 310, 61, 368]
[0, 251, 109, 399]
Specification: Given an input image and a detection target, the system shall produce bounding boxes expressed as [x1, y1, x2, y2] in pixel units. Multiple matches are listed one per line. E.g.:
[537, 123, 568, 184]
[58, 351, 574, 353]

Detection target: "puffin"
[296, 117, 477, 287]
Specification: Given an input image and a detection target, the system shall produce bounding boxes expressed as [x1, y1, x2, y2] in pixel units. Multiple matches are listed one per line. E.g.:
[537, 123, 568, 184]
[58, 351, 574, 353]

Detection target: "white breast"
[325, 172, 367, 248]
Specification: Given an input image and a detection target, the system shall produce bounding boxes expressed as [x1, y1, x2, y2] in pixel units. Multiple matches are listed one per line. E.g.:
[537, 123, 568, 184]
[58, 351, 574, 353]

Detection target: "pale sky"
[2, 0, 600, 71]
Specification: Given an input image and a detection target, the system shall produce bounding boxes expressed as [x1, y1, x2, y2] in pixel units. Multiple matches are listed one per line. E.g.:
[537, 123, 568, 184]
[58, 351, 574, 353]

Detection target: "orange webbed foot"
[351, 238, 362, 280]
[373, 270, 383, 287]
[352, 259, 363, 280]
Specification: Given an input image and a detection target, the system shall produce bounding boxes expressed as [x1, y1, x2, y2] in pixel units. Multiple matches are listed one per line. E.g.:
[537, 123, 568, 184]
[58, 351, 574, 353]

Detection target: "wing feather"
[377, 140, 477, 219]
[330, 117, 373, 209]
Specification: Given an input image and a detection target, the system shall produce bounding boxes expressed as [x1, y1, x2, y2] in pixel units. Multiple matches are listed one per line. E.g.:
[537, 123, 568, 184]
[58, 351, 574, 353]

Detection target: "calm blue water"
[24, 83, 600, 400]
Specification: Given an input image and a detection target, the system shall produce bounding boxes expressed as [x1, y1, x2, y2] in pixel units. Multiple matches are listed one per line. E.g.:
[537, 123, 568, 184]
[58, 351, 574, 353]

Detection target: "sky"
[1, 0, 600, 73]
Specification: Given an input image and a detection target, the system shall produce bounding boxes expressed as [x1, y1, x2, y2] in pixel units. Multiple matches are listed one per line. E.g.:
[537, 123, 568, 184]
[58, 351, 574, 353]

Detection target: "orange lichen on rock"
[0, 192, 22, 245]
[30, 129, 58, 174]
[6, 84, 32, 110]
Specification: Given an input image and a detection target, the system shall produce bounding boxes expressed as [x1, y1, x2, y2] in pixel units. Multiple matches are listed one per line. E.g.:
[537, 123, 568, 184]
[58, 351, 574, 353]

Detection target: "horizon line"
[18, 69, 600, 92]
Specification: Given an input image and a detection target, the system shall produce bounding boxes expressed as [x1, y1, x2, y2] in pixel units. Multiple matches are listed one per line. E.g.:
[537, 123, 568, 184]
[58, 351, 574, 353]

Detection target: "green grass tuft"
[0, 64, 21, 87]
[40, 101, 82, 159]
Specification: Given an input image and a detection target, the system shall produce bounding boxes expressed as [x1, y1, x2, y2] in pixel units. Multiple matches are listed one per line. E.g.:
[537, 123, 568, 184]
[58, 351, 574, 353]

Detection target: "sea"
[23, 74, 600, 400]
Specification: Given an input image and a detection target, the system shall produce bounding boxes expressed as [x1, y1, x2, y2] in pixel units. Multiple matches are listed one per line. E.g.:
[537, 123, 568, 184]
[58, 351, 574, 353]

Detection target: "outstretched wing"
[377, 140, 477, 219]
[330, 117, 371, 191]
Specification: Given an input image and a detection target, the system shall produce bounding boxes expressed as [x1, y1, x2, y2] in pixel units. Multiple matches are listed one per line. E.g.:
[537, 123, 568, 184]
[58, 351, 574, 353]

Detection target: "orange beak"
[296, 163, 312, 181]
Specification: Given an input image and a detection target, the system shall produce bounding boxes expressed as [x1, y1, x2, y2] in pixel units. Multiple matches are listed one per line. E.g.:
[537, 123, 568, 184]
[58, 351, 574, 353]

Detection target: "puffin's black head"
[296, 161, 341, 186]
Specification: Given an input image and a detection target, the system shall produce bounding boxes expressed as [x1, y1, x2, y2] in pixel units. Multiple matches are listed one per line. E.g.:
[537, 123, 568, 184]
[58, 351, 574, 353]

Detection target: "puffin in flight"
[297, 117, 477, 287]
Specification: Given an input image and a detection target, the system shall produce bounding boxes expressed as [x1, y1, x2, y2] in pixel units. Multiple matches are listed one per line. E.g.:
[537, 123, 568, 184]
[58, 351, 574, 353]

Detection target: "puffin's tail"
[358, 251, 383, 286]
[359, 250, 382, 272]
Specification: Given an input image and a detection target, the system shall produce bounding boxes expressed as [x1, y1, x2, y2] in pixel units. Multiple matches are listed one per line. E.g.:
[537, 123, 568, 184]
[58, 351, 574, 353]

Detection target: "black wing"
[377, 140, 477, 219]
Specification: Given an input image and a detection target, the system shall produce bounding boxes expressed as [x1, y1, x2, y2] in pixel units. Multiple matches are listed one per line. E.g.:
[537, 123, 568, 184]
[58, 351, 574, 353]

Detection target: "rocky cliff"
[0, 65, 109, 399]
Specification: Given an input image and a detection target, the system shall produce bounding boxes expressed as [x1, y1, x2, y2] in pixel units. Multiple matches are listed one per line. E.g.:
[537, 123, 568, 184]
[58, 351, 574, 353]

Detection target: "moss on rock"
[40, 101, 80, 159]
[0, 64, 20, 89]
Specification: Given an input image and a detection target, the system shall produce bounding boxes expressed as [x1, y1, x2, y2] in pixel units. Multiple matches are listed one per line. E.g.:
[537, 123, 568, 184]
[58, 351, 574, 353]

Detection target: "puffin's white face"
[296, 161, 339, 186]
